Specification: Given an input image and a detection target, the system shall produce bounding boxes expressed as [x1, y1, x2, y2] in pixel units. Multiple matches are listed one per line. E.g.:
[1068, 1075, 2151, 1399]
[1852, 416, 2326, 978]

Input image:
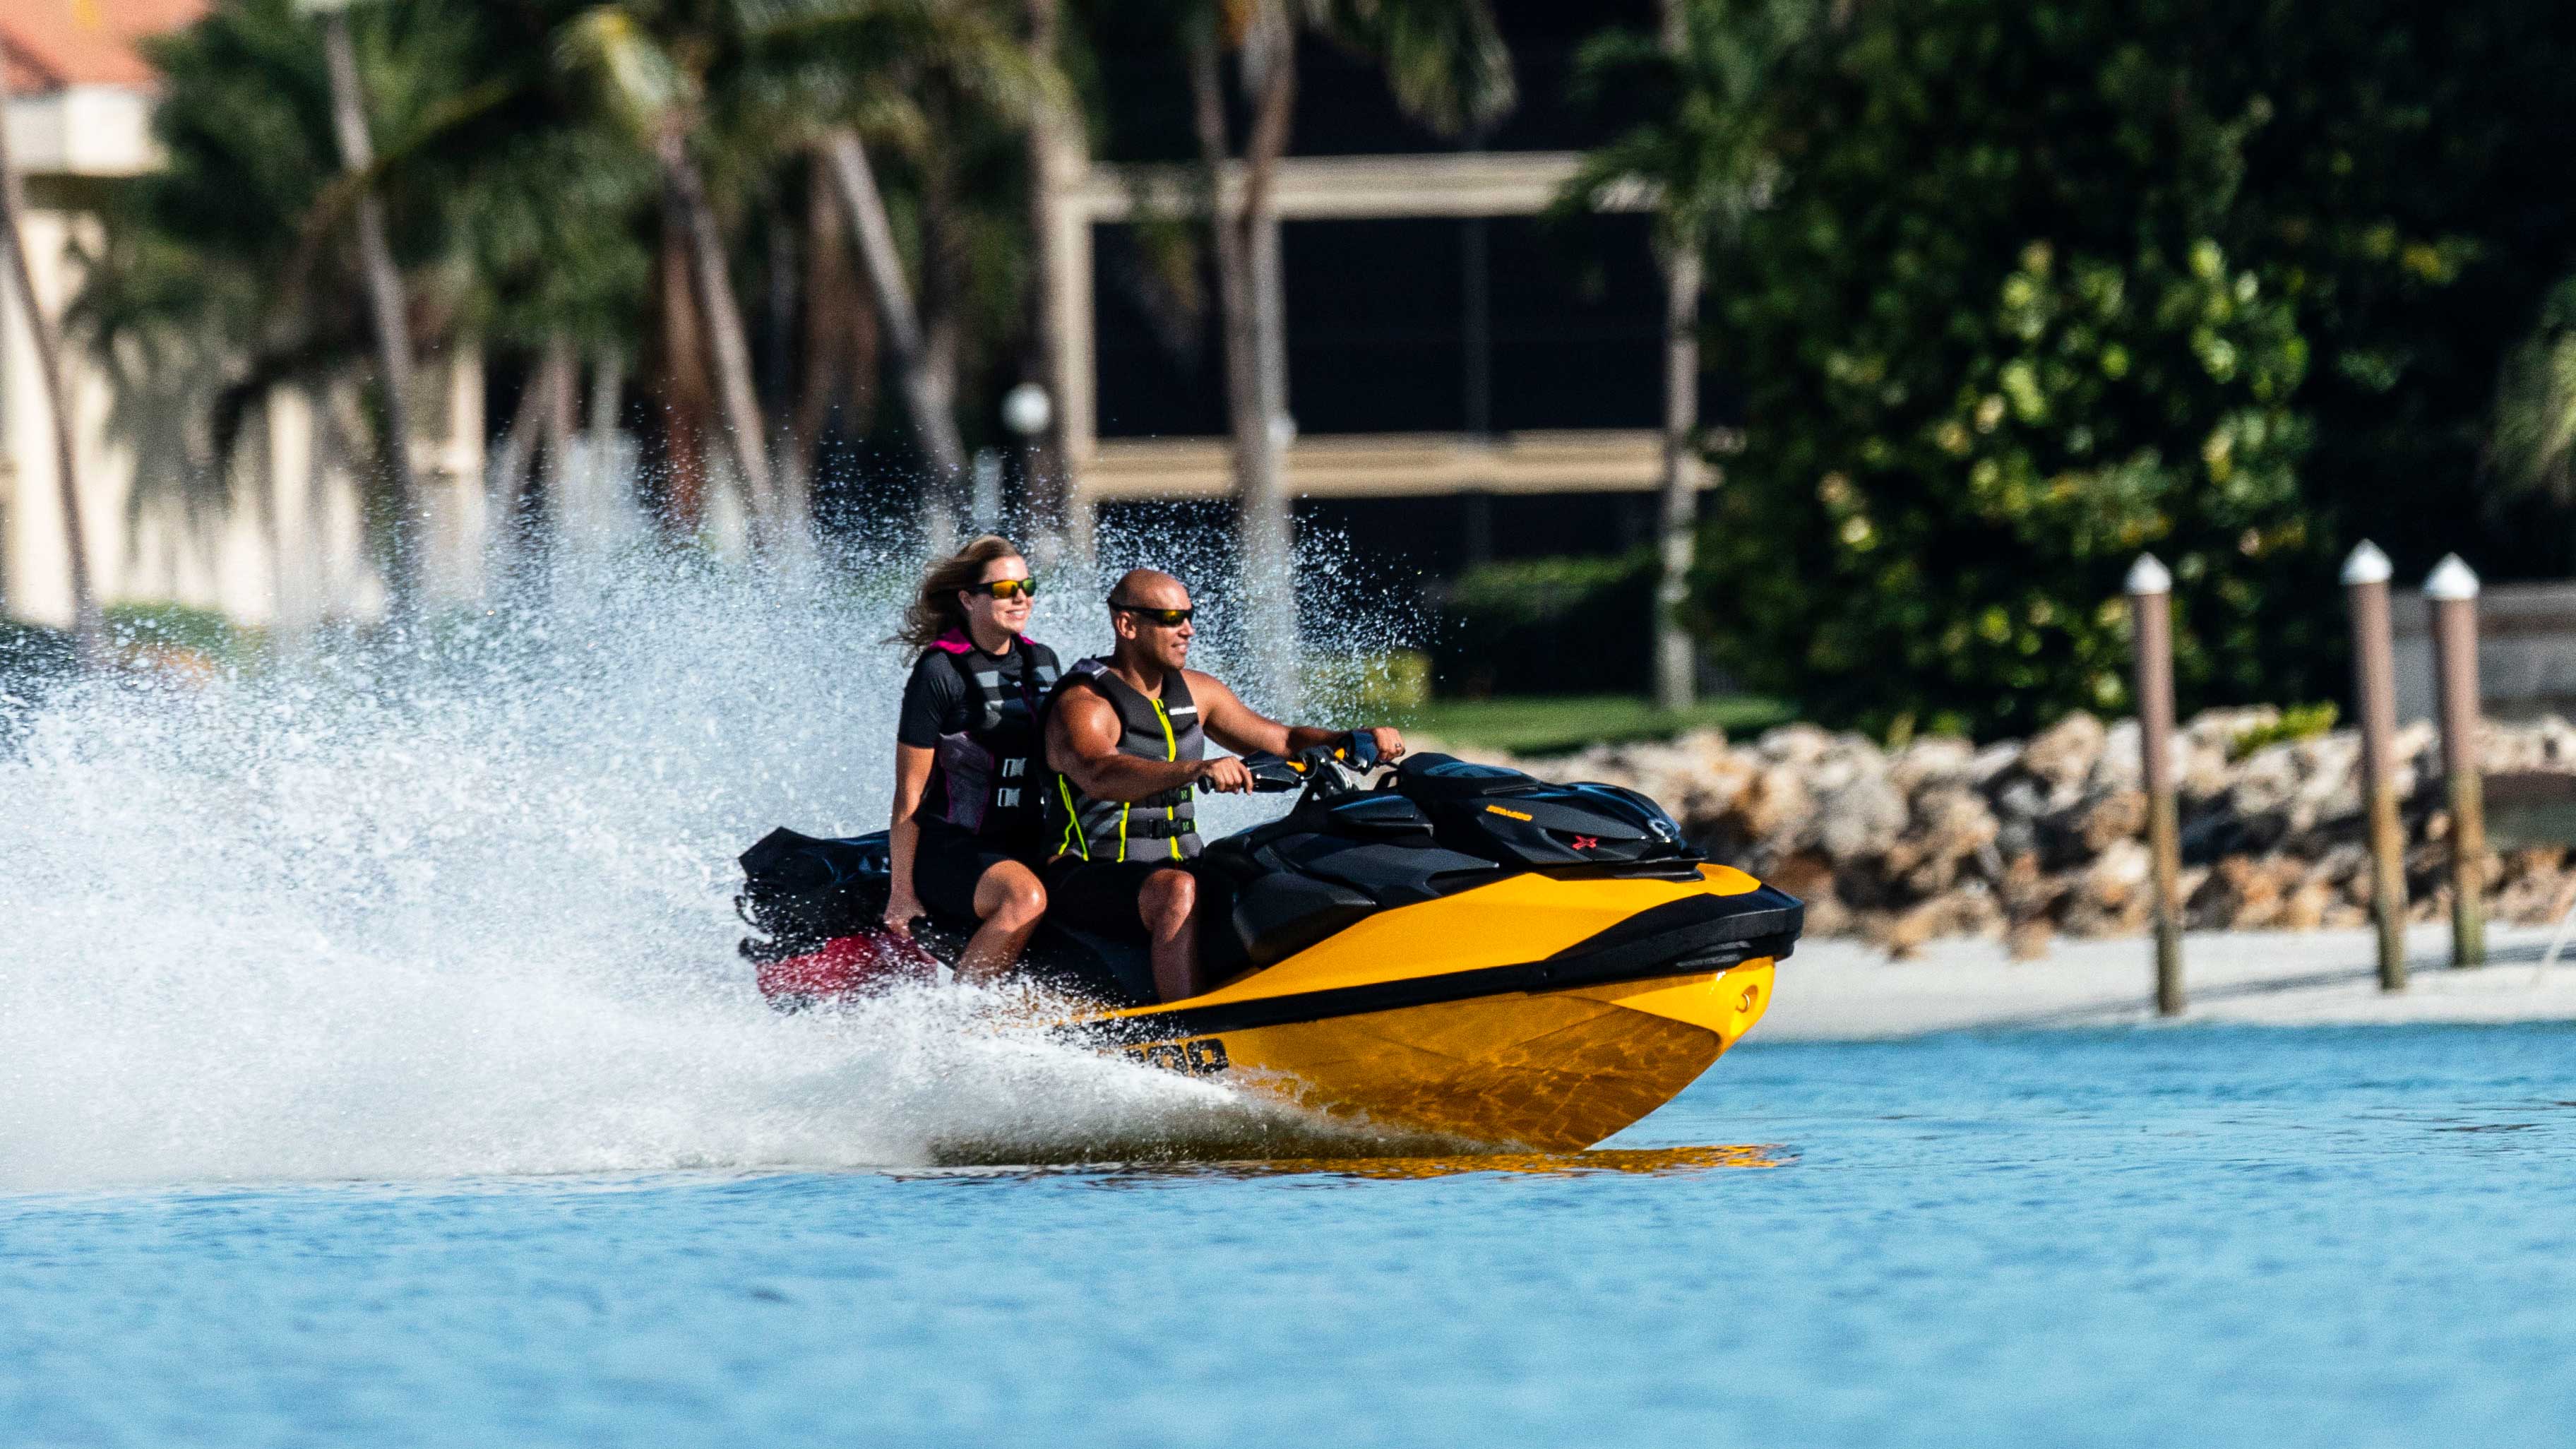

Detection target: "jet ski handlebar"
[1224, 734, 1386, 799]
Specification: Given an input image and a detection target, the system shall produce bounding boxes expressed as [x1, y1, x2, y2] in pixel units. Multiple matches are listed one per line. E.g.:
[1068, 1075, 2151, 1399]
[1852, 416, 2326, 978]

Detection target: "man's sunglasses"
[1110, 602, 1194, 626]
[971, 578, 1039, 601]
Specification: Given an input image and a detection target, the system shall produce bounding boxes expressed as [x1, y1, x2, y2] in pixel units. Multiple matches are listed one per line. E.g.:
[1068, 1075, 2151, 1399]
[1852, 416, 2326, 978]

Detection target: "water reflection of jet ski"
[736, 744, 1801, 1152]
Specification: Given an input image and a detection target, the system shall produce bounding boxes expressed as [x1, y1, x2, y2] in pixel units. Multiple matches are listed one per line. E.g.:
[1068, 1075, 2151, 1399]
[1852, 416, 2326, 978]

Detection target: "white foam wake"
[0, 532, 1418, 1191]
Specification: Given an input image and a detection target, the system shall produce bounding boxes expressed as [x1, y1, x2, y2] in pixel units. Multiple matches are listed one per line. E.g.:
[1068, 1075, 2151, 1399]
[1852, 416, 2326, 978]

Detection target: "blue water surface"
[11, 1024, 2576, 1448]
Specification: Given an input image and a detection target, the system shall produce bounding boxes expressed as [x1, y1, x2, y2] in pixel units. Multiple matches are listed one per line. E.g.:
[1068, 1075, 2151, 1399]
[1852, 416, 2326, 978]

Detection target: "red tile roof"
[3, 0, 208, 94]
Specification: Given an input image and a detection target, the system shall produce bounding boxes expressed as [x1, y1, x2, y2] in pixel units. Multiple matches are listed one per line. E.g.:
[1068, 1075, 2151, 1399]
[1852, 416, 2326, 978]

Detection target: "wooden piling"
[2344, 541, 2409, 991]
[2426, 554, 2486, 967]
[2128, 554, 2185, 1016]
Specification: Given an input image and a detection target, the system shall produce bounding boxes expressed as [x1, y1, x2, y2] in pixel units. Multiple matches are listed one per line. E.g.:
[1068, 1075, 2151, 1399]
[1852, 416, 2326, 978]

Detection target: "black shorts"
[912, 830, 1022, 925]
[1044, 857, 1195, 941]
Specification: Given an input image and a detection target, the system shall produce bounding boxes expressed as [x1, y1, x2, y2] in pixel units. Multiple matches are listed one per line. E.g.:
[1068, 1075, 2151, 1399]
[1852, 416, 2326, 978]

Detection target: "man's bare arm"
[1191, 672, 1405, 763]
[1045, 685, 1229, 801]
[1188, 672, 1301, 756]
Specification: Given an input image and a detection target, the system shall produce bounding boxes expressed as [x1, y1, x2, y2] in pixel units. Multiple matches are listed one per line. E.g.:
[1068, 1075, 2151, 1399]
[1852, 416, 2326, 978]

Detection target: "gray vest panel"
[1049, 659, 1206, 861]
[926, 640, 1059, 843]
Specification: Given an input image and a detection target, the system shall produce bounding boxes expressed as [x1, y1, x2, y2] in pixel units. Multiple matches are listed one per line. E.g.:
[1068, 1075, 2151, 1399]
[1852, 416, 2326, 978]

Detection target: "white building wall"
[0, 194, 485, 633]
[0, 203, 102, 631]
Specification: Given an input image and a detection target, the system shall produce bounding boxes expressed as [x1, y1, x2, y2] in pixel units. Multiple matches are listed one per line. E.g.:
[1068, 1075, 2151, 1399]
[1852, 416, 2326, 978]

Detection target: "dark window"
[1095, 213, 1691, 439]
[1092, 222, 1227, 439]
[1283, 219, 1469, 434]
[1487, 214, 1663, 431]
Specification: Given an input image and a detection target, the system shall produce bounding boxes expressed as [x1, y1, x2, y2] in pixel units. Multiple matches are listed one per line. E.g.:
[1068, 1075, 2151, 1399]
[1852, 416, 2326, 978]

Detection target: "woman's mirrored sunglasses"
[1110, 602, 1194, 626]
[973, 578, 1039, 601]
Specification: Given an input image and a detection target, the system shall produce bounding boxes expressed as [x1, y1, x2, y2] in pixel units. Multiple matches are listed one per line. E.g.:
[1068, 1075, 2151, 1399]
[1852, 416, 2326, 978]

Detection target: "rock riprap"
[1477, 709, 2576, 956]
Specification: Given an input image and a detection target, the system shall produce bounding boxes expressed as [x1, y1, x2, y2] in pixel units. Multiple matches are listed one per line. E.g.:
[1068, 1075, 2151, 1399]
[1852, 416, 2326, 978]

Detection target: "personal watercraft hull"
[1068, 864, 1794, 1152]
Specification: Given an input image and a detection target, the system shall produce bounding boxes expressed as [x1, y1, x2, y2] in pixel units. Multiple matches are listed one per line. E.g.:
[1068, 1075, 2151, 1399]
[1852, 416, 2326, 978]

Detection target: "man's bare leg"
[1140, 868, 1201, 1003]
[954, 860, 1047, 984]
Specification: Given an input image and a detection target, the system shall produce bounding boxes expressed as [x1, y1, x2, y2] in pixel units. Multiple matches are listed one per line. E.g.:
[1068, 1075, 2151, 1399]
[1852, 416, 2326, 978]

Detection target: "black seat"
[1394, 753, 1544, 799]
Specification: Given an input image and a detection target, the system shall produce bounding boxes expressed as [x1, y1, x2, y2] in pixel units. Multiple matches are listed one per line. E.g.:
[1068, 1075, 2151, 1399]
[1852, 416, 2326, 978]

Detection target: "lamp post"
[1003, 382, 1057, 558]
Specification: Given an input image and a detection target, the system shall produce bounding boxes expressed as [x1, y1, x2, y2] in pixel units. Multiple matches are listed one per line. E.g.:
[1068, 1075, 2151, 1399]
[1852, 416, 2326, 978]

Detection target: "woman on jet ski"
[885, 536, 1062, 982]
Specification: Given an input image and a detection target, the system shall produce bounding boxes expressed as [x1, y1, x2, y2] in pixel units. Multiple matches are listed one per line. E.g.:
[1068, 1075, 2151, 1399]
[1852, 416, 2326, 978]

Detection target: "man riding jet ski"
[737, 727, 1806, 1154]
[1041, 568, 1407, 1004]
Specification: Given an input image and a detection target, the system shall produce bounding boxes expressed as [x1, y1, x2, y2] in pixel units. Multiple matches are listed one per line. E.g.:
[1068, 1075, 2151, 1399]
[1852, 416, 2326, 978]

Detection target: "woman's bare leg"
[955, 860, 1047, 984]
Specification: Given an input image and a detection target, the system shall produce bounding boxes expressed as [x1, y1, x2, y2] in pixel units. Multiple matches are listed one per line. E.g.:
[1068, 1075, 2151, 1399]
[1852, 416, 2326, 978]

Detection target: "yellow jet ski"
[737, 744, 1801, 1153]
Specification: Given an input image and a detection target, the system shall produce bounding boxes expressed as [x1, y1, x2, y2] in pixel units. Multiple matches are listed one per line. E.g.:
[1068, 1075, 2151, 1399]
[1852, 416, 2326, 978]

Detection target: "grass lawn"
[1404, 693, 1796, 756]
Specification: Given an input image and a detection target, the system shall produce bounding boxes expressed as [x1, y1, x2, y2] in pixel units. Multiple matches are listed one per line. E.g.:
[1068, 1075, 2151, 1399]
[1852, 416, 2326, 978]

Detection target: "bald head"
[1106, 569, 1194, 672]
[1108, 569, 1188, 610]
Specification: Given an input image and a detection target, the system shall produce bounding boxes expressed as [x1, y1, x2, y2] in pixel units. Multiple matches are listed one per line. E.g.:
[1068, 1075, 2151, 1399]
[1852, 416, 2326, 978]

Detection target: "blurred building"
[4, 0, 1693, 633]
[1, 0, 484, 633]
[1055, 0, 1712, 578]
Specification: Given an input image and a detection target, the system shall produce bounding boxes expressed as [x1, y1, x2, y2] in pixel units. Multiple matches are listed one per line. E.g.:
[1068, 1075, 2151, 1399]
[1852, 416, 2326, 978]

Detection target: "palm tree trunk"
[489, 352, 544, 564]
[319, 7, 424, 629]
[917, 136, 969, 555]
[1654, 240, 1703, 712]
[655, 210, 712, 535]
[1653, 0, 1701, 713]
[492, 334, 579, 588]
[1020, 0, 1074, 545]
[0, 61, 105, 662]
[537, 331, 576, 547]
[657, 130, 777, 548]
[821, 129, 967, 541]
[588, 345, 624, 511]
[762, 213, 814, 565]
[1189, 26, 1300, 710]
[796, 164, 876, 450]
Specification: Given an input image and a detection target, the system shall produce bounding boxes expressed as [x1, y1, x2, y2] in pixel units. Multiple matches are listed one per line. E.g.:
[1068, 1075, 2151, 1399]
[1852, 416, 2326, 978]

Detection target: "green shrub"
[2228, 702, 2339, 760]
[1412, 693, 1794, 754]
[1308, 648, 1433, 717]
[1677, 0, 2576, 737]
[104, 602, 257, 666]
[1434, 550, 1657, 697]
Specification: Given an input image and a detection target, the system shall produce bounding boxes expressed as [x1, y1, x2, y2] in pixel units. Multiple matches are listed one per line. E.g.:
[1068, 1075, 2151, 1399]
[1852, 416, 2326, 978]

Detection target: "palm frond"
[1562, 0, 1821, 249]
[556, 4, 691, 142]
[1304, 0, 1514, 135]
[2491, 279, 2576, 501]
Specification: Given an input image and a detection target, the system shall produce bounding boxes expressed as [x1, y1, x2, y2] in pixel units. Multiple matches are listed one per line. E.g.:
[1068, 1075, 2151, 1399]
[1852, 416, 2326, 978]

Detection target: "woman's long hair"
[893, 535, 1025, 649]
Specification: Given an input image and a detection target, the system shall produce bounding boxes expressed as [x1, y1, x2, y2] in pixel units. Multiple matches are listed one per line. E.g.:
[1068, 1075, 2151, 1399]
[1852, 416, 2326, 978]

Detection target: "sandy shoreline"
[1760, 923, 2576, 1039]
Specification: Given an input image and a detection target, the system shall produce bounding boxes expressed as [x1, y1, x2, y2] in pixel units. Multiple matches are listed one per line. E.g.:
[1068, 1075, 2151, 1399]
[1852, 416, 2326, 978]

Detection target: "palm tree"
[751, 0, 1059, 545]
[460, 101, 656, 561]
[789, 143, 877, 479]
[81, 0, 650, 613]
[0, 58, 107, 662]
[1568, 0, 1817, 710]
[820, 129, 969, 514]
[557, 2, 782, 547]
[1017, 0, 1078, 541]
[1183, 0, 1514, 709]
[308, 0, 427, 626]
[558, 0, 1055, 554]
[2490, 278, 2576, 542]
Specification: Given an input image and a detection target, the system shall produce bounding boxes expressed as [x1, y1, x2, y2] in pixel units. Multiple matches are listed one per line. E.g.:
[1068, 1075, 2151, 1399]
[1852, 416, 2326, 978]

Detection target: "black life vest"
[922, 632, 1061, 849]
[1046, 658, 1206, 862]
